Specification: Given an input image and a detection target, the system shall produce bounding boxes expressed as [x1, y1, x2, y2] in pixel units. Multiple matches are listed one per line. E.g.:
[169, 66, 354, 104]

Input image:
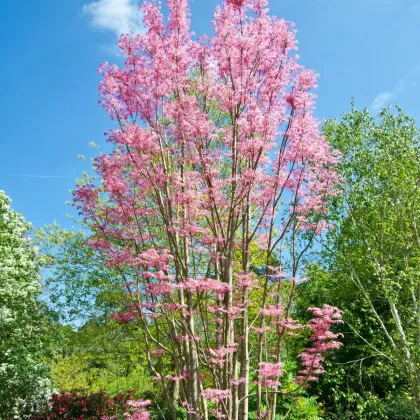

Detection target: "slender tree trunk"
[187, 292, 200, 418]
[238, 291, 249, 420]
[223, 240, 235, 418]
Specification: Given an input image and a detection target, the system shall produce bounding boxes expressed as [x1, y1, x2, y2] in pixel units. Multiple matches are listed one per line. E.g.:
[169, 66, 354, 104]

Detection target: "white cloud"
[370, 61, 420, 112]
[82, 0, 143, 38]
[370, 91, 394, 112]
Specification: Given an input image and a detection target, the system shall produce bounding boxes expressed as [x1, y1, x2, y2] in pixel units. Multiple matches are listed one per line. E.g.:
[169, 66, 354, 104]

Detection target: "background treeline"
[2, 104, 420, 419]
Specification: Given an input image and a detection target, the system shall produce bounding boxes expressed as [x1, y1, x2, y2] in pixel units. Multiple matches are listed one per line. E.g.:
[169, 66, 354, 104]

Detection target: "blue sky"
[2, 0, 420, 229]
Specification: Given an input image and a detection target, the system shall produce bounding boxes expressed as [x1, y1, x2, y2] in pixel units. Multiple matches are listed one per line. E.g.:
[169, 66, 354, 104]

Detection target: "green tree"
[36, 224, 159, 407]
[36, 222, 124, 324]
[51, 318, 153, 397]
[297, 105, 420, 418]
[0, 191, 51, 418]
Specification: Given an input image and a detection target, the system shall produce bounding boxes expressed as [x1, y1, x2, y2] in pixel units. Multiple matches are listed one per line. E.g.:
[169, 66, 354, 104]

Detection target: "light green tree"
[297, 105, 420, 418]
[0, 191, 50, 418]
[36, 224, 156, 400]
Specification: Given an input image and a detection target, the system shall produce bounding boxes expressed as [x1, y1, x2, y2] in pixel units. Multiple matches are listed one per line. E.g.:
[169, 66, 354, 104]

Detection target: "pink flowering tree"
[74, 0, 343, 418]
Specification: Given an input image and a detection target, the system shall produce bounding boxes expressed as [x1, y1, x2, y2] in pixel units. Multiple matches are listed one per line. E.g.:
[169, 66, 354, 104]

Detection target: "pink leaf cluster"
[256, 362, 285, 388]
[125, 400, 151, 420]
[200, 388, 231, 403]
[296, 305, 344, 383]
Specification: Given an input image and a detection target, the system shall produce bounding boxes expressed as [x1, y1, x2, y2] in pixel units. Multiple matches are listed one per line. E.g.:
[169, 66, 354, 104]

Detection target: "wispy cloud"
[82, 0, 143, 39]
[370, 61, 420, 112]
[410, 1, 420, 13]
[100, 43, 123, 57]
[13, 174, 73, 179]
[370, 92, 393, 112]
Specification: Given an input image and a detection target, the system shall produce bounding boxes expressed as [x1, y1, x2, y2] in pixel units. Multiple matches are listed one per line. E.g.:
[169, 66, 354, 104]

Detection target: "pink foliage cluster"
[296, 305, 344, 383]
[256, 362, 286, 388]
[124, 400, 151, 420]
[201, 388, 231, 403]
[227, 0, 245, 7]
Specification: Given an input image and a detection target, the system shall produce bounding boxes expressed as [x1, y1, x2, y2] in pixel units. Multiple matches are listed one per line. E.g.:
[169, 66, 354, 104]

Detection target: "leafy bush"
[30, 390, 137, 419]
[383, 393, 420, 420]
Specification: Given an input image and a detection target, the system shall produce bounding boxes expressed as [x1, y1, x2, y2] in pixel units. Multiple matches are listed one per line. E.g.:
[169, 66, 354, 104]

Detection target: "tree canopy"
[296, 105, 420, 418]
[0, 191, 51, 418]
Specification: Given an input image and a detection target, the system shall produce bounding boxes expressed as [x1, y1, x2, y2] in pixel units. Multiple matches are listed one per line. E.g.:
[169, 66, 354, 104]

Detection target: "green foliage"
[295, 265, 402, 418]
[36, 223, 124, 323]
[51, 318, 153, 397]
[245, 364, 322, 419]
[0, 191, 52, 419]
[295, 104, 420, 418]
[36, 222, 175, 418]
[283, 396, 321, 420]
[36, 223, 156, 400]
[382, 392, 420, 420]
[247, 394, 321, 420]
[52, 355, 92, 391]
